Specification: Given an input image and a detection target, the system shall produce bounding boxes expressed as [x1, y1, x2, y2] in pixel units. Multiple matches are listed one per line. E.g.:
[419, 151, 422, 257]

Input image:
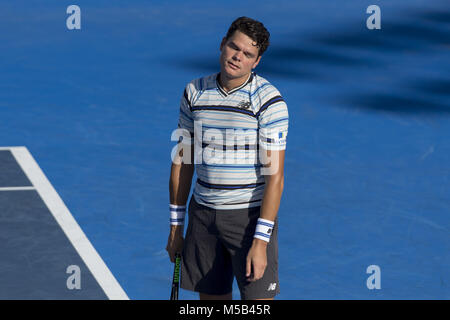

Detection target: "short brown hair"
[225, 17, 270, 57]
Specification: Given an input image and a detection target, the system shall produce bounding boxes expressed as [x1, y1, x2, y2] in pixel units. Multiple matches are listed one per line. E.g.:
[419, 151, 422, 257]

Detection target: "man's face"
[219, 30, 262, 79]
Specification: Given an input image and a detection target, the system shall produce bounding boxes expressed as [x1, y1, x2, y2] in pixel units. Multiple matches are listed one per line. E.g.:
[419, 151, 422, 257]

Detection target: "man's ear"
[252, 55, 262, 69]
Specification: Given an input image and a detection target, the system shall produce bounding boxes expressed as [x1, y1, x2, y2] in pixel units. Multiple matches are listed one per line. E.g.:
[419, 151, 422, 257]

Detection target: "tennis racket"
[170, 252, 181, 300]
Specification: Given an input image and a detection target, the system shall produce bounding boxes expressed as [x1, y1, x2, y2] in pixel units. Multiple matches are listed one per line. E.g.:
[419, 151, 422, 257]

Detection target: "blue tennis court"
[0, 0, 448, 299]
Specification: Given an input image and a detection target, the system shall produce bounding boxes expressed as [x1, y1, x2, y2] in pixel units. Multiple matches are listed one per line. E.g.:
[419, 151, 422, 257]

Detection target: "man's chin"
[221, 68, 245, 79]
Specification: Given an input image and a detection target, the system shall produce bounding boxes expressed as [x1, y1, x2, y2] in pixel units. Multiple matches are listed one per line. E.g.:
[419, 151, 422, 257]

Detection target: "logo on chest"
[237, 100, 252, 110]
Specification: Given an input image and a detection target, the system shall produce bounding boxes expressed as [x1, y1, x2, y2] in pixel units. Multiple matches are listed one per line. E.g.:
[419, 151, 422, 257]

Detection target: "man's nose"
[232, 51, 242, 61]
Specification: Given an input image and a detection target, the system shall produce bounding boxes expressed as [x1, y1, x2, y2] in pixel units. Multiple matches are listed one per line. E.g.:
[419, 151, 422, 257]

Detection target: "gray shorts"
[180, 196, 280, 300]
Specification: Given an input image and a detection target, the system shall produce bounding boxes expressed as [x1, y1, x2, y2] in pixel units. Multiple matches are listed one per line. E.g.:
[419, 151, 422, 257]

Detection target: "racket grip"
[170, 252, 181, 300]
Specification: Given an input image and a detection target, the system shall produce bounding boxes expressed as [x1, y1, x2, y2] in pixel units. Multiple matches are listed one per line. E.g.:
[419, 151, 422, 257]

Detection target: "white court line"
[0, 147, 20, 150]
[0, 187, 35, 191]
[8, 146, 129, 300]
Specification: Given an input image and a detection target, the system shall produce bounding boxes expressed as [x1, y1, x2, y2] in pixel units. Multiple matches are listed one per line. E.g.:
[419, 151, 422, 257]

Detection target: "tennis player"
[166, 16, 288, 300]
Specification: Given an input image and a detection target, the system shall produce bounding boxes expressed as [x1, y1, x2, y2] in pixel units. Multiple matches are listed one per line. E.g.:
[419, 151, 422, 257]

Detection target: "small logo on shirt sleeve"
[272, 129, 287, 145]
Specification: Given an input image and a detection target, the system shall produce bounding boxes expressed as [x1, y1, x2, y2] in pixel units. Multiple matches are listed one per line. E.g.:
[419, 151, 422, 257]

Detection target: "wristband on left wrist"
[253, 218, 274, 242]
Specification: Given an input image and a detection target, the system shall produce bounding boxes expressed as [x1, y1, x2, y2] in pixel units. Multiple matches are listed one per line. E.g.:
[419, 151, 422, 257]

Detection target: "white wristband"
[254, 218, 275, 242]
[170, 204, 186, 225]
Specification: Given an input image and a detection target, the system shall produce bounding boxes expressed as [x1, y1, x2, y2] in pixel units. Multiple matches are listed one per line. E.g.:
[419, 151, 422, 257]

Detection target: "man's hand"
[166, 225, 184, 263]
[246, 239, 268, 282]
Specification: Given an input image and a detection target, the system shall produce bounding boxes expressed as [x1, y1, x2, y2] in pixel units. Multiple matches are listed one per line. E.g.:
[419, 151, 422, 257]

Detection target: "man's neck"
[219, 72, 251, 93]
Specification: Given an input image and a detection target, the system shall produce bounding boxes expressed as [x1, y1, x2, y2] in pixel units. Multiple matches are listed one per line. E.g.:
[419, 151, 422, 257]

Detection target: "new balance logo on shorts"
[267, 283, 277, 291]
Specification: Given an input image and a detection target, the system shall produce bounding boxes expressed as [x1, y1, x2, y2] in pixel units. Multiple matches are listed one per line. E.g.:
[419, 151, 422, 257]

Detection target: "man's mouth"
[228, 61, 239, 69]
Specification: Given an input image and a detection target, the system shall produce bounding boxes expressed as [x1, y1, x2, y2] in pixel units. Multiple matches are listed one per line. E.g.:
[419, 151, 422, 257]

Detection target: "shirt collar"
[216, 72, 254, 97]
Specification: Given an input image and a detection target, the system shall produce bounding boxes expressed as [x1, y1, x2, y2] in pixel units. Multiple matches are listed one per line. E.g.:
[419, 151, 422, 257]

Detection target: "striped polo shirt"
[177, 71, 289, 210]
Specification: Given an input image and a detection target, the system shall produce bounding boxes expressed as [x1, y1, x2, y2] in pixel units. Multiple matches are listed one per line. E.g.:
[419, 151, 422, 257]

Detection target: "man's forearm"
[246, 173, 284, 281]
[169, 162, 194, 206]
[252, 149, 285, 246]
[259, 174, 284, 223]
[259, 148, 285, 223]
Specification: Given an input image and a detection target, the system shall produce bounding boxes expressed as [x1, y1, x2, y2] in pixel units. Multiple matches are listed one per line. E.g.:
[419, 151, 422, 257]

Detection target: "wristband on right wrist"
[170, 204, 186, 225]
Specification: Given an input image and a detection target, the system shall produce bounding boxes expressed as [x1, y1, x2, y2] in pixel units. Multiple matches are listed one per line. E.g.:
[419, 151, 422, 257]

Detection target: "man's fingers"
[167, 235, 184, 263]
[248, 262, 266, 282]
[255, 265, 265, 281]
[246, 259, 265, 282]
[246, 257, 252, 278]
[166, 245, 176, 263]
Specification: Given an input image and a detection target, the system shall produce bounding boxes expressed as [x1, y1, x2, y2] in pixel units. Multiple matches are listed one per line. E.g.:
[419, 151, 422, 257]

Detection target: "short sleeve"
[177, 83, 194, 144]
[258, 91, 289, 151]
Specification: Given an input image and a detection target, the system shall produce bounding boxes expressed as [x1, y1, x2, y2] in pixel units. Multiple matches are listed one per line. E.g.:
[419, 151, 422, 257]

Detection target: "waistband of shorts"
[191, 194, 261, 214]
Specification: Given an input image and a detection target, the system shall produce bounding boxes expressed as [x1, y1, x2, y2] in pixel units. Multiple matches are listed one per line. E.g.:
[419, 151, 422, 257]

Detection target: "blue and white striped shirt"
[177, 71, 289, 210]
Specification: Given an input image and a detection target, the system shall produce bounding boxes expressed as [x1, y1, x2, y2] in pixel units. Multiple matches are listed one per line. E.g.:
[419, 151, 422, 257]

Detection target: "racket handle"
[170, 252, 181, 300]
